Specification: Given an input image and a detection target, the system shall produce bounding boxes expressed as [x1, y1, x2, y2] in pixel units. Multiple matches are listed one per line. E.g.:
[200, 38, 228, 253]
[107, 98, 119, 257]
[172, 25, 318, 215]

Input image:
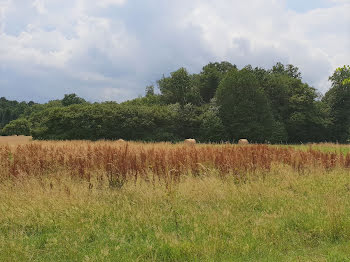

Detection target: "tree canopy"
[216, 69, 275, 143]
[323, 66, 350, 143]
[1, 63, 349, 144]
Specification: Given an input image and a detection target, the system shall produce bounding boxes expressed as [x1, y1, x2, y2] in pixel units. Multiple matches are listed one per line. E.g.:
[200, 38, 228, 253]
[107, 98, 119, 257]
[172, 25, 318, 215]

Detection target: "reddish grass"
[0, 141, 349, 188]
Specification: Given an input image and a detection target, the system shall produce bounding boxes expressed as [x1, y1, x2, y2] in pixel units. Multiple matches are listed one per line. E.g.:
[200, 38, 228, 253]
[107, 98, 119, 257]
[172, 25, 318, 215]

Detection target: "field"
[0, 135, 32, 146]
[0, 138, 350, 261]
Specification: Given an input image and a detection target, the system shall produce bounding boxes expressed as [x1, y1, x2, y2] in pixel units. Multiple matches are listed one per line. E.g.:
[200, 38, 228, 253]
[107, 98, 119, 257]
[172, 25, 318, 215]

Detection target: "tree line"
[1, 63, 349, 143]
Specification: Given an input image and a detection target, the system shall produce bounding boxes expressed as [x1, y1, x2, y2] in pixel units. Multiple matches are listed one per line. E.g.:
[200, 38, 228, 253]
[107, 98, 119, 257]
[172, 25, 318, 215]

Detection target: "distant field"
[0, 141, 350, 261]
[0, 135, 32, 146]
[280, 143, 350, 155]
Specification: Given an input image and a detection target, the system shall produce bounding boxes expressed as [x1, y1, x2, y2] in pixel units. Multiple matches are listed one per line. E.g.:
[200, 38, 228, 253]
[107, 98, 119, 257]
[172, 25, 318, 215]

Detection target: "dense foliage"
[323, 66, 350, 143]
[216, 69, 275, 143]
[0, 97, 34, 130]
[1, 62, 349, 143]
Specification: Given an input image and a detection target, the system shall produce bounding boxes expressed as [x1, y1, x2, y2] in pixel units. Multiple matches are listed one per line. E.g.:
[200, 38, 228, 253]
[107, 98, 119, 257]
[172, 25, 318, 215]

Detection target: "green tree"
[198, 102, 228, 142]
[329, 65, 350, 86]
[0, 97, 34, 130]
[30, 103, 179, 142]
[270, 121, 288, 144]
[285, 80, 327, 143]
[168, 103, 202, 140]
[323, 66, 350, 142]
[199, 67, 220, 103]
[145, 85, 155, 97]
[198, 62, 237, 103]
[256, 66, 328, 143]
[157, 68, 200, 105]
[216, 69, 275, 143]
[272, 62, 302, 79]
[261, 74, 290, 122]
[157, 68, 191, 105]
[2, 118, 31, 136]
[61, 93, 86, 106]
[121, 95, 164, 107]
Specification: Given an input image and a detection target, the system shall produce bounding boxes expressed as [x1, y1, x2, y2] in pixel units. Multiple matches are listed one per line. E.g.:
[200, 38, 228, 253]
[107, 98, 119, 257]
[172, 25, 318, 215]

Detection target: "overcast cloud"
[0, 0, 349, 102]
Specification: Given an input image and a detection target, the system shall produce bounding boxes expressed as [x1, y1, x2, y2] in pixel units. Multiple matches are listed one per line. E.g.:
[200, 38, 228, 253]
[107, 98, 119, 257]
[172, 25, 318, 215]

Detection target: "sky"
[0, 0, 349, 103]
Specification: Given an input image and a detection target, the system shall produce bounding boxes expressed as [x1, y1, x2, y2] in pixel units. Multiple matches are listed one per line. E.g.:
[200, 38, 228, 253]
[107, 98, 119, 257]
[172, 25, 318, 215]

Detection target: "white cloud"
[96, 0, 126, 8]
[328, 0, 350, 3]
[182, 0, 349, 92]
[32, 0, 47, 14]
[0, 0, 11, 32]
[0, 0, 349, 102]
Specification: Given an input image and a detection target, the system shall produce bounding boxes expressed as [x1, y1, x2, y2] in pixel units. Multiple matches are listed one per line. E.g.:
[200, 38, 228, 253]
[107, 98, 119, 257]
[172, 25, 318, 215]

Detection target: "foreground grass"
[1, 167, 350, 261]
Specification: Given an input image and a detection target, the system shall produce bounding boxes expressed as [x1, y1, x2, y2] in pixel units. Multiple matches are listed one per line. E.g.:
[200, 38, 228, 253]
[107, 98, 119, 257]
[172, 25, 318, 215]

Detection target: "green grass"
[274, 143, 350, 155]
[1, 166, 350, 261]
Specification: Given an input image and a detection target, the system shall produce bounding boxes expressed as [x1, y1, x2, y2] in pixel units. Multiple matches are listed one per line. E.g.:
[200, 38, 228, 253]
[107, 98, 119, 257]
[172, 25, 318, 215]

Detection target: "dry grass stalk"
[0, 141, 349, 187]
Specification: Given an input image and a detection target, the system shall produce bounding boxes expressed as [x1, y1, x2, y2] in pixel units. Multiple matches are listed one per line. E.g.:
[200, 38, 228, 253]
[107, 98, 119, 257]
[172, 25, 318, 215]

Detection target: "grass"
[1, 168, 350, 261]
[0, 141, 349, 261]
[0, 135, 32, 146]
[286, 143, 350, 156]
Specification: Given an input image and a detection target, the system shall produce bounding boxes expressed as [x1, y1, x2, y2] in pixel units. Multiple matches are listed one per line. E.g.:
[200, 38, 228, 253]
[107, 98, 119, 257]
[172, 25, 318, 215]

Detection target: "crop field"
[0, 139, 350, 261]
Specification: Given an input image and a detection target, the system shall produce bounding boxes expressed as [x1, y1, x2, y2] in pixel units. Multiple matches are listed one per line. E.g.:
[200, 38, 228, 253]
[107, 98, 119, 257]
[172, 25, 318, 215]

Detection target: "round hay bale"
[238, 139, 249, 145]
[184, 139, 196, 145]
[116, 139, 125, 142]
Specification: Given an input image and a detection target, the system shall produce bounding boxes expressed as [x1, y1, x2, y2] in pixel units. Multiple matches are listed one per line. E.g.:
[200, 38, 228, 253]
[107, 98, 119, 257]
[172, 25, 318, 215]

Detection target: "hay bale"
[116, 139, 125, 142]
[238, 139, 249, 145]
[184, 139, 196, 145]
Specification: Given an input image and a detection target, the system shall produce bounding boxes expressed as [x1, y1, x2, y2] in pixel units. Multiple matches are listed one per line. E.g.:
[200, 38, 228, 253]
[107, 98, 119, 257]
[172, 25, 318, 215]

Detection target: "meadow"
[0, 135, 32, 146]
[0, 138, 350, 261]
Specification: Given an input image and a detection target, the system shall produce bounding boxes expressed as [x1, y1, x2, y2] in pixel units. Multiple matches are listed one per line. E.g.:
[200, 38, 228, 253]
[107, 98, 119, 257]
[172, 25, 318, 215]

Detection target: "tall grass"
[0, 141, 349, 186]
[0, 141, 350, 261]
[281, 143, 350, 156]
